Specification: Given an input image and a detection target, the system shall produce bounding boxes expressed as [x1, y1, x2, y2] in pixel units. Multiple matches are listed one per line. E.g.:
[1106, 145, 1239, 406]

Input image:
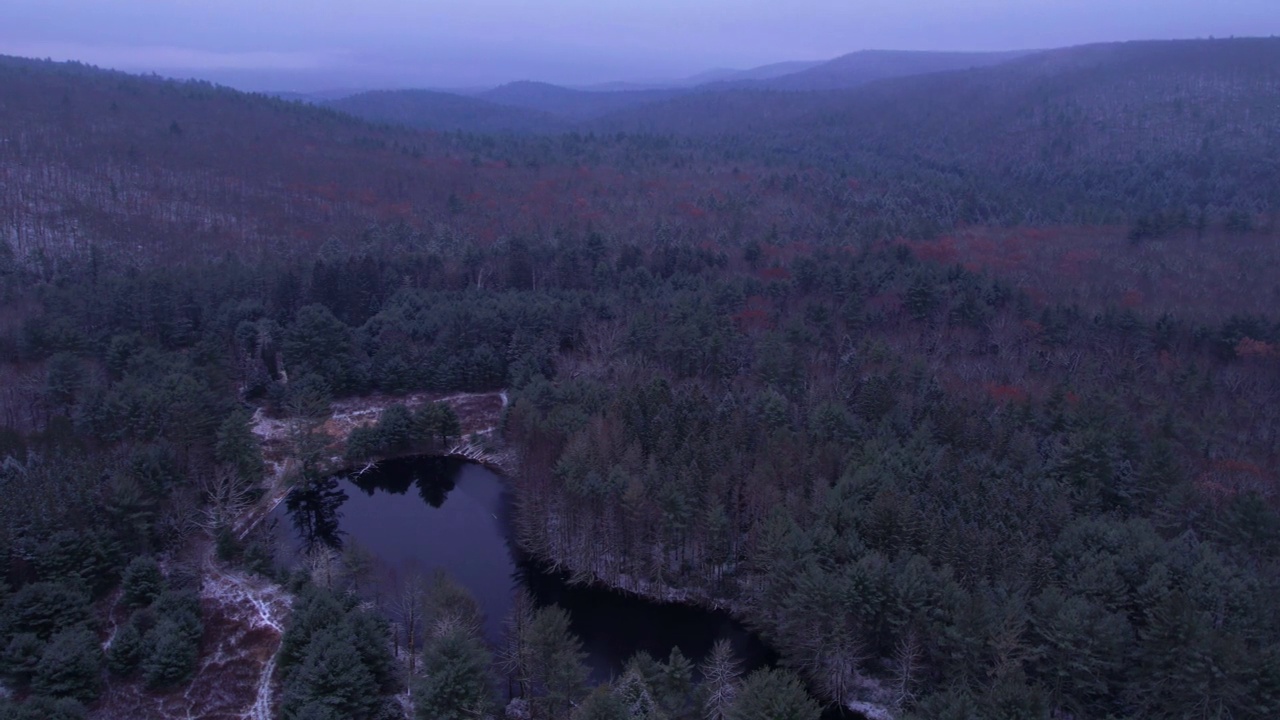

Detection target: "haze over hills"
[330, 48, 1041, 128]
[722, 48, 1037, 90]
[327, 88, 569, 134]
[671, 59, 828, 86]
[475, 81, 686, 122]
[569, 60, 825, 91]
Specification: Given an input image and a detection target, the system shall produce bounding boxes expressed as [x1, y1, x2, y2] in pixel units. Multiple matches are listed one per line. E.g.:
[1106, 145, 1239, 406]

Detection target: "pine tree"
[726, 669, 820, 720]
[655, 647, 694, 717]
[0, 696, 87, 720]
[0, 633, 44, 688]
[121, 556, 164, 609]
[287, 702, 343, 720]
[142, 618, 199, 689]
[106, 617, 146, 677]
[215, 409, 265, 482]
[280, 626, 380, 720]
[32, 529, 115, 594]
[347, 608, 396, 693]
[32, 627, 103, 703]
[528, 605, 589, 718]
[376, 404, 415, 454]
[614, 667, 666, 719]
[414, 626, 494, 720]
[905, 275, 937, 320]
[573, 686, 630, 720]
[279, 587, 346, 675]
[152, 589, 203, 646]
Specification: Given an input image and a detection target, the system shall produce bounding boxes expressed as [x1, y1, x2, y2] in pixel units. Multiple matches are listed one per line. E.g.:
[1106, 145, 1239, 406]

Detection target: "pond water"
[274, 455, 777, 682]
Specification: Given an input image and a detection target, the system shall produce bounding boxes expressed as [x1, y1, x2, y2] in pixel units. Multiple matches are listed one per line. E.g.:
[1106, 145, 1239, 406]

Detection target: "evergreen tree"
[414, 626, 494, 720]
[214, 409, 265, 482]
[0, 633, 44, 688]
[281, 626, 380, 720]
[614, 667, 666, 720]
[0, 696, 87, 720]
[727, 669, 820, 720]
[904, 275, 937, 321]
[527, 605, 589, 718]
[284, 305, 364, 393]
[654, 647, 694, 717]
[279, 587, 347, 674]
[31, 627, 103, 703]
[347, 608, 396, 693]
[573, 686, 630, 720]
[120, 556, 164, 609]
[2, 582, 93, 640]
[106, 616, 146, 677]
[142, 618, 199, 689]
[43, 353, 84, 411]
[287, 702, 344, 720]
[152, 589, 203, 647]
[33, 531, 122, 598]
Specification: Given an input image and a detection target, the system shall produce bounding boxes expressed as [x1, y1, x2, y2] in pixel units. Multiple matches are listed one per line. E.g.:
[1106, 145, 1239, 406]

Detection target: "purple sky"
[2, 0, 1277, 90]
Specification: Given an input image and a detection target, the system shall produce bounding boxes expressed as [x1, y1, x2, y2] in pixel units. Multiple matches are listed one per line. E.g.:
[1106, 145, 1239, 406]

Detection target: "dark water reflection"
[277, 456, 776, 682]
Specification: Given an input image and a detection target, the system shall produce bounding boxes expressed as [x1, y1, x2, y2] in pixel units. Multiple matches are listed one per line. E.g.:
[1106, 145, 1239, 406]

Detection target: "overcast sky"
[2, 0, 1276, 91]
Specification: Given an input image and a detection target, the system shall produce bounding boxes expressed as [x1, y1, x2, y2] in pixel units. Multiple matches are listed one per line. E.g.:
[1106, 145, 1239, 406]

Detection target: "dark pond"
[274, 455, 777, 682]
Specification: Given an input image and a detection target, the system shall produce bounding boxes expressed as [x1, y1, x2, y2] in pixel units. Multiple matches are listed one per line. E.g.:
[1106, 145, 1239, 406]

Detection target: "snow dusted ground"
[92, 550, 292, 720]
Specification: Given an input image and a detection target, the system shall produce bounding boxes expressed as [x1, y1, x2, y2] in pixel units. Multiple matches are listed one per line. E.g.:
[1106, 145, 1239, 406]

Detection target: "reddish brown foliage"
[984, 383, 1030, 404]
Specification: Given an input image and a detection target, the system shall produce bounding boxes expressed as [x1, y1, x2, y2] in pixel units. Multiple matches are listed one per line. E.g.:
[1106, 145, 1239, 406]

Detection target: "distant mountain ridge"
[738, 48, 1036, 90]
[591, 37, 1280, 218]
[678, 60, 826, 86]
[327, 89, 566, 133]
[475, 81, 685, 121]
[569, 60, 825, 92]
[331, 49, 1032, 127]
[0, 39, 1275, 262]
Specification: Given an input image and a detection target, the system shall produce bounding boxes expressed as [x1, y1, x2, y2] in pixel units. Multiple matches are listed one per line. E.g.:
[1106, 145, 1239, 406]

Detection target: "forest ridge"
[3, 37, 1279, 269]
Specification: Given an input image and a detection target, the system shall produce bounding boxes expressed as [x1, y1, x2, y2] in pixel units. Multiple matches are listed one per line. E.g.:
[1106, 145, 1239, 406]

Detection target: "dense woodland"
[0, 37, 1278, 720]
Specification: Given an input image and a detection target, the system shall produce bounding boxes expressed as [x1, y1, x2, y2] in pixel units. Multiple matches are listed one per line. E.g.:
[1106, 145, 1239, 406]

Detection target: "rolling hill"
[594, 38, 1280, 219]
[0, 55, 846, 270]
[574, 60, 824, 91]
[432, 51, 1031, 124]
[2, 38, 1277, 274]
[475, 80, 686, 121]
[676, 60, 826, 86]
[740, 48, 1034, 90]
[327, 89, 566, 133]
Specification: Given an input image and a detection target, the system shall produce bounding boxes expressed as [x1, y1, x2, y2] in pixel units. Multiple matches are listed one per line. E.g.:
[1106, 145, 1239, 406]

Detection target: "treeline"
[279, 570, 823, 720]
[345, 402, 463, 464]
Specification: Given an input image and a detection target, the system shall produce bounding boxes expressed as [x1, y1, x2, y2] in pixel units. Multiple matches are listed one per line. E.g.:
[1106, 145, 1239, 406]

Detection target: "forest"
[0, 36, 1277, 720]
